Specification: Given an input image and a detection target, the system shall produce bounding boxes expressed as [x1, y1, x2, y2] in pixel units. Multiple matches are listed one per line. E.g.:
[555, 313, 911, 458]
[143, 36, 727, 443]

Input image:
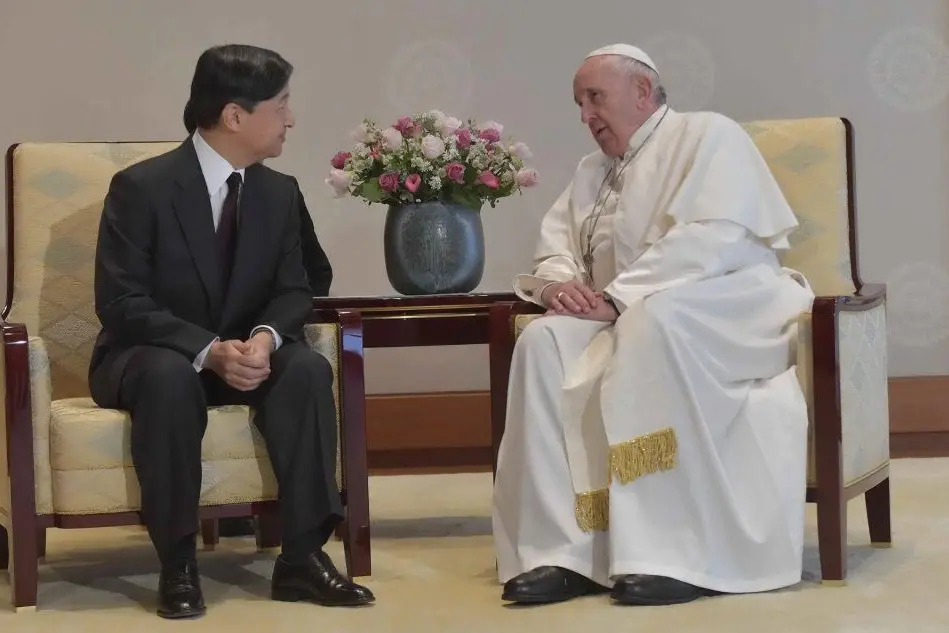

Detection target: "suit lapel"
[170, 140, 224, 320]
[220, 164, 268, 321]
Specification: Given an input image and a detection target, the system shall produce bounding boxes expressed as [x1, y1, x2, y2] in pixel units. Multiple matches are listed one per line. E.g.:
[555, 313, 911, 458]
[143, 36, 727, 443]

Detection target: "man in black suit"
[206, 136, 333, 543]
[89, 44, 373, 619]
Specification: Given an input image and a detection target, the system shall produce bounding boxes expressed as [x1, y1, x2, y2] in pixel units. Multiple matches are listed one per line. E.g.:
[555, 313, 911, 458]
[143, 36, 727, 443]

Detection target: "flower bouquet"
[324, 110, 538, 296]
[325, 110, 538, 211]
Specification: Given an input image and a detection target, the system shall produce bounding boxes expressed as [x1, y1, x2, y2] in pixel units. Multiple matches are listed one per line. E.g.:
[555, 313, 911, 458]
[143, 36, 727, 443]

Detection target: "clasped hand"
[541, 280, 618, 321]
[206, 331, 274, 391]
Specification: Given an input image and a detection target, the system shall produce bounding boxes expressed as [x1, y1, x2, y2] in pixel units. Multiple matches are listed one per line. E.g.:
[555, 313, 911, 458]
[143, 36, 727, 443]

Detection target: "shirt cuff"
[193, 337, 219, 372]
[251, 325, 282, 351]
[514, 274, 560, 306]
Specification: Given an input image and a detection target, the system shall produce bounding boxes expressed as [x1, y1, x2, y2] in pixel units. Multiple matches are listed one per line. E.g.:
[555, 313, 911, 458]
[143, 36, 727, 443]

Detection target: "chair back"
[5, 142, 180, 399]
[740, 118, 859, 296]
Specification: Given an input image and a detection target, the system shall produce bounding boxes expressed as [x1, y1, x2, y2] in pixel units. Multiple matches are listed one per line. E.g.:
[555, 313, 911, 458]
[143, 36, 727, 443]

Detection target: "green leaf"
[359, 179, 384, 203]
[451, 188, 483, 212]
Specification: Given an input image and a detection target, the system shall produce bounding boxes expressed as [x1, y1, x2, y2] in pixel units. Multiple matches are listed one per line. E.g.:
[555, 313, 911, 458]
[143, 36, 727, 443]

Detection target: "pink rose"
[445, 162, 465, 184]
[394, 116, 414, 135]
[515, 168, 539, 187]
[405, 173, 422, 193]
[378, 171, 401, 192]
[331, 151, 351, 169]
[478, 171, 499, 189]
[455, 128, 472, 148]
[482, 120, 504, 135]
[395, 116, 421, 137]
[479, 128, 501, 143]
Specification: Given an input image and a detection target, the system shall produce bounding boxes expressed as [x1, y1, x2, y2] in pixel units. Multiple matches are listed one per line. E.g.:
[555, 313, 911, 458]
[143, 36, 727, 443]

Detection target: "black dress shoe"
[502, 566, 609, 604]
[218, 516, 256, 537]
[157, 559, 206, 619]
[611, 574, 718, 606]
[271, 550, 375, 606]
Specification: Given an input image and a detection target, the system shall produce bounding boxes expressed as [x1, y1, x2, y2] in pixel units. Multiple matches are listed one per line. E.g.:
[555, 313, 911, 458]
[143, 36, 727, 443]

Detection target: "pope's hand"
[541, 279, 599, 315]
[568, 298, 618, 322]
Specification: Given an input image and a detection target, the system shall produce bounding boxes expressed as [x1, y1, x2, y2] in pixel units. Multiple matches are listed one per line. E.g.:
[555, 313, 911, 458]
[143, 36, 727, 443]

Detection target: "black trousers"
[89, 342, 343, 566]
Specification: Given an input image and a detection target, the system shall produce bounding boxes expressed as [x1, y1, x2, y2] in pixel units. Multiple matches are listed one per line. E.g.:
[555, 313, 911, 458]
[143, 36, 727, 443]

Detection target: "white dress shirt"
[191, 131, 282, 372]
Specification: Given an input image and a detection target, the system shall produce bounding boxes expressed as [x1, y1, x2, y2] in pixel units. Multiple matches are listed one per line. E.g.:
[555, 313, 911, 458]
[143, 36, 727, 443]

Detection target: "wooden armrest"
[808, 283, 886, 445]
[840, 282, 886, 311]
[305, 306, 366, 497]
[1, 321, 38, 535]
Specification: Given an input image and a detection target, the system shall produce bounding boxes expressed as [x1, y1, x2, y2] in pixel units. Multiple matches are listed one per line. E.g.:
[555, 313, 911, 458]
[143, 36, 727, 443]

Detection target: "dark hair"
[183, 44, 293, 133]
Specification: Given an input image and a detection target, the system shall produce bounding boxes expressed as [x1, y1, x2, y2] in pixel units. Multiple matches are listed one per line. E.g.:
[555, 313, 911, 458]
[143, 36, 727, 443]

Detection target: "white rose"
[439, 116, 462, 134]
[428, 109, 447, 126]
[350, 122, 371, 143]
[515, 167, 539, 187]
[381, 127, 404, 150]
[509, 142, 532, 159]
[421, 134, 446, 160]
[482, 120, 504, 135]
[325, 168, 353, 197]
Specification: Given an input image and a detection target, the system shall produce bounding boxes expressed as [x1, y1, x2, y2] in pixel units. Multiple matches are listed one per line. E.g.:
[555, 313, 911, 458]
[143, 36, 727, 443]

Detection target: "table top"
[311, 292, 520, 312]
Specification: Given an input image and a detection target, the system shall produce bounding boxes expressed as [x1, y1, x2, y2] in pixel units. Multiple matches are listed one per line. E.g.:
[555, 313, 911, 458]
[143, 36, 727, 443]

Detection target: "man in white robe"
[492, 44, 815, 607]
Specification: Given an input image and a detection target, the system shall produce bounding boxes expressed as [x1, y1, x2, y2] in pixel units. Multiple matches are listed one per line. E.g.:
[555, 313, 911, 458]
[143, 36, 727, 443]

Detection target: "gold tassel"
[574, 489, 609, 532]
[609, 427, 678, 485]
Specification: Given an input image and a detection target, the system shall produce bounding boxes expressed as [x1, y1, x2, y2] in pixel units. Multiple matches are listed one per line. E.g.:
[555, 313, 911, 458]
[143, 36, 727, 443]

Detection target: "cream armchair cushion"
[27, 323, 343, 517]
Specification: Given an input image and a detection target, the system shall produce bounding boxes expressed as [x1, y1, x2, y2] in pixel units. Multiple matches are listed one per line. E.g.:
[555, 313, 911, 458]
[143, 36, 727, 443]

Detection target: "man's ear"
[220, 103, 242, 131]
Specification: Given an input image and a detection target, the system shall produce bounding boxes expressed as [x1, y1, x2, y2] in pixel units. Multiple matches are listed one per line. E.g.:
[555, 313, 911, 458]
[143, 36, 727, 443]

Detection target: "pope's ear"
[635, 76, 653, 102]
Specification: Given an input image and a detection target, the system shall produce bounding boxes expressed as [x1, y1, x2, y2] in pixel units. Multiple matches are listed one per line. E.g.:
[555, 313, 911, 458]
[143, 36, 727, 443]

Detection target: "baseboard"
[365, 376, 949, 473]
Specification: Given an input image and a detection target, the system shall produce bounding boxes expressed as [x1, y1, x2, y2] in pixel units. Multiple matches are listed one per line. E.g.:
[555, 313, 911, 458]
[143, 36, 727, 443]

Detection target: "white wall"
[2, 0, 948, 393]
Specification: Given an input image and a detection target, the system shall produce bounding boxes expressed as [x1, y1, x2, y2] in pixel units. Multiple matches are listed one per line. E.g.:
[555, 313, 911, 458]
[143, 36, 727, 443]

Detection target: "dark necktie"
[216, 171, 242, 291]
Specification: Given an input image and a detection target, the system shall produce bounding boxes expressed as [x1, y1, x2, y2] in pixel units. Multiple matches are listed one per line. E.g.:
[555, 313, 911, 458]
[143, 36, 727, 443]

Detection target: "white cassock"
[492, 104, 816, 594]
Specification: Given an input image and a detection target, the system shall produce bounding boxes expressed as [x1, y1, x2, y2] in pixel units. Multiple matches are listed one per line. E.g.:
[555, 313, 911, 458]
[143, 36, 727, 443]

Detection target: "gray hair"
[608, 56, 667, 106]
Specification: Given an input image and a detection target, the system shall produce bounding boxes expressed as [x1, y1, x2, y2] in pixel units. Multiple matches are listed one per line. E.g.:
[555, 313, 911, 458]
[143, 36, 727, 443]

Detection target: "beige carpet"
[0, 457, 946, 632]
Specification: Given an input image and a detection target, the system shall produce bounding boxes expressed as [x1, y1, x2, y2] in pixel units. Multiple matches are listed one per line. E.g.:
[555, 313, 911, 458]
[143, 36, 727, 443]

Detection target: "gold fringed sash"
[574, 489, 609, 532]
[608, 427, 678, 485]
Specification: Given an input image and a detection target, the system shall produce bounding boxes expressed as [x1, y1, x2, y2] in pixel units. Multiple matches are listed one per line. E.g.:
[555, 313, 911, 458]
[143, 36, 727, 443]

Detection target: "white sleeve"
[512, 181, 582, 305]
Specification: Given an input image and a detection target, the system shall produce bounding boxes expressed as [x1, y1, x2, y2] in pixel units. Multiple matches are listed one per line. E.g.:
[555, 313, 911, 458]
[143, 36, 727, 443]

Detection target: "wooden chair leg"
[816, 480, 847, 585]
[200, 519, 219, 551]
[255, 514, 281, 552]
[36, 528, 46, 559]
[9, 515, 39, 611]
[865, 477, 891, 547]
[343, 512, 371, 578]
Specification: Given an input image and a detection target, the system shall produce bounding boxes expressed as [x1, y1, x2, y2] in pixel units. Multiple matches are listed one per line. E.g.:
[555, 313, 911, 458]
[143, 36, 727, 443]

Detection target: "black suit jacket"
[296, 181, 333, 297]
[90, 138, 315, 387]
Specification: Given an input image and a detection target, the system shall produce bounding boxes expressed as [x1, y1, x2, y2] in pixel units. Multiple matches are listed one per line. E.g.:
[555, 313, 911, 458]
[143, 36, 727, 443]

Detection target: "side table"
[311, 292, 520, 473]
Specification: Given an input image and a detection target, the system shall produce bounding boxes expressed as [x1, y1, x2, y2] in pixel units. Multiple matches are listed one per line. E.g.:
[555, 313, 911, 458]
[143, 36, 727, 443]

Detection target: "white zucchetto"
[585, 43, 659, 75]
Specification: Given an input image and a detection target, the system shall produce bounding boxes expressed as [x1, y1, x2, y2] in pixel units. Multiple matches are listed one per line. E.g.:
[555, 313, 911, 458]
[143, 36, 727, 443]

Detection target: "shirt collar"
[624, 104, 670, 158]
[191, 131, 245, 196]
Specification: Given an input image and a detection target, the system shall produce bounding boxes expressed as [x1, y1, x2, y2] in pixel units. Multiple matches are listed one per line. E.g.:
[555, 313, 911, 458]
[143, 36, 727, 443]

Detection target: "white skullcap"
[585, 43, 659, 75]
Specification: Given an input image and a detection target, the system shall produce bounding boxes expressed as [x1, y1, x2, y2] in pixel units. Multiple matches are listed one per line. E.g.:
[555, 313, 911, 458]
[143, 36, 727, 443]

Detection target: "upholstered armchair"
[1, 142, 371, 611]
[488, 117, 891, 585]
